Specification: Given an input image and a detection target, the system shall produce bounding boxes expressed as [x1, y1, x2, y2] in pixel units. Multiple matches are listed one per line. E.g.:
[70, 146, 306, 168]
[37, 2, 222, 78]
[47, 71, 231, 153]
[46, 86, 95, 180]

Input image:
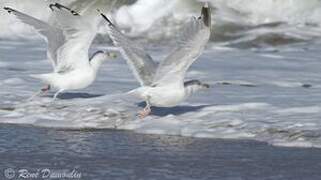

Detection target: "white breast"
[51, 68, 96, 90]
[147, 85, 186, 107]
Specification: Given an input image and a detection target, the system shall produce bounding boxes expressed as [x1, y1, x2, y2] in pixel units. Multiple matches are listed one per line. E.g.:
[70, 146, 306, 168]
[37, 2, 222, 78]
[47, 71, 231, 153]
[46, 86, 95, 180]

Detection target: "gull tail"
[201, 2, 211, 27]
[29, 74, 52, 84]
[126, 87, 149, 100]
[30, 74, 44, 79]
[126, 87, 142, 96]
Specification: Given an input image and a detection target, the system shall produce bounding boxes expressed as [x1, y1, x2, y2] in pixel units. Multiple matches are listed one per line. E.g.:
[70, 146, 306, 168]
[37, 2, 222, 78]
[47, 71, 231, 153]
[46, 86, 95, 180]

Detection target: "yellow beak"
[106, 52, 117, 59]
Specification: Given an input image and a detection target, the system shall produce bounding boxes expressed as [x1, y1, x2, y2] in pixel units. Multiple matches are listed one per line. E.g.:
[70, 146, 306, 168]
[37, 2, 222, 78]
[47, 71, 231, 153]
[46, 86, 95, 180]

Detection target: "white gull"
[100, 3, 211, 118]
[4, 3, 117, 100]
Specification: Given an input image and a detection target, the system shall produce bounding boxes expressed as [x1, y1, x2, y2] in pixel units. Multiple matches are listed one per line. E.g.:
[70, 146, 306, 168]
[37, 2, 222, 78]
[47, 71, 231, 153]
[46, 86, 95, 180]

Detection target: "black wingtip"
[4, 7, 14, 13]
[49, 3, 80, 16]
[99, 10, 113, 26]
[49, 3, 56, 11]
[70, 10, 80, 16]
[201, 2, 211, 27]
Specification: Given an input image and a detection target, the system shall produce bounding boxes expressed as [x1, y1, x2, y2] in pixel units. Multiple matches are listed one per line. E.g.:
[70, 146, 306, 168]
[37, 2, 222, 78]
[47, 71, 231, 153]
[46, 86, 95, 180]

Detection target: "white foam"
[115, 0, 178, 33]
[270, 81, 307, 88]
[272, 140, 317, 148]
[276, 106, 321, 115]
[259, 54, 284, 59]
[2, 0, 321, 45]
[211, 0, 321, 25]
[3, 78, 25, 85]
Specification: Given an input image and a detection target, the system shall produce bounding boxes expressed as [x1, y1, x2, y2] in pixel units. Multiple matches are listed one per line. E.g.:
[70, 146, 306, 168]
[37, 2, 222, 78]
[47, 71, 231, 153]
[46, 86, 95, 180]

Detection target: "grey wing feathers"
[100, 12, 158, 86]
[4, 3, 100, 73]
[152, 4, 211, 86]
[49, 3, 96, 72]
[3, 7, 59, 37]
[3, 7, 64, 69]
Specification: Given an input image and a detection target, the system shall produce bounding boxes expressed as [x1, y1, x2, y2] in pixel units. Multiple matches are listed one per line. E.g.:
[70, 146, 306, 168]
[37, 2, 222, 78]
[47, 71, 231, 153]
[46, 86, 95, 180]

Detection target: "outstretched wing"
[49, 3, 97, 73]
[152, 3, 211, 86]
[3, 7, 64, 69]
[100, 12, 158, 86]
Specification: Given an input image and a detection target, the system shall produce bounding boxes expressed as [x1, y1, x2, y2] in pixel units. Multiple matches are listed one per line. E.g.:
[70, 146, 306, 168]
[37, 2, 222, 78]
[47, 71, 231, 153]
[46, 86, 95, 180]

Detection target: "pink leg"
[41, 85, 51, 93]
[138, 105, 151, 119]
[28, 85, 51, 101]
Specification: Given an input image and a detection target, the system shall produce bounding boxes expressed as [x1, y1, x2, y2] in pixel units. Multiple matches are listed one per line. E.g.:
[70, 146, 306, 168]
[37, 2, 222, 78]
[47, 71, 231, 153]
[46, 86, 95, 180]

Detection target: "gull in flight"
[100, 3, 211, 118]
[4, 3, 117, 100]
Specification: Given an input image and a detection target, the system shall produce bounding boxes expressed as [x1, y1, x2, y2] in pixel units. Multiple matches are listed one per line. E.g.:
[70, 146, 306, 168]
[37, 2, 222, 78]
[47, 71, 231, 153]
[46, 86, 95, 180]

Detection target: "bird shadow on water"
[137, 102, 212, 117]
[46, 92, 104, 100]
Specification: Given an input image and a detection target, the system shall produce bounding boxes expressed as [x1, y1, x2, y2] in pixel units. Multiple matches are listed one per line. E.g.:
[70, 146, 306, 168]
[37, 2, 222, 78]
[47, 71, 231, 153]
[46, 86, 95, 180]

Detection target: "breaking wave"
[1, 0, 321, 47]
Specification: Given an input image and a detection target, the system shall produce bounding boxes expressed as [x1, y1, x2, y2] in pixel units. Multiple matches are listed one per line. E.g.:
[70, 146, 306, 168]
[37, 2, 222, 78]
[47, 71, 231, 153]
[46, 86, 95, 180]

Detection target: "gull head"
[89, 51, 117, 70]
[90, 51, 117, 62]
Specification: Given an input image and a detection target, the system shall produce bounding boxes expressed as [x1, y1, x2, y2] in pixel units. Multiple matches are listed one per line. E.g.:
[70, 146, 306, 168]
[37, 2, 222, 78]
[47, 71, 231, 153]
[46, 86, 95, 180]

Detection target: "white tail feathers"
[29, 74, 51, 83]
[29, 74, 43, 79]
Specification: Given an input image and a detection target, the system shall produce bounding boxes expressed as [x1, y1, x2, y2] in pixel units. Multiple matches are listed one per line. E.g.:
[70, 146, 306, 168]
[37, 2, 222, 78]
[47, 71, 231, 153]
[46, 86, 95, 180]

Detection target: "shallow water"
[1, 1, 321, 179]
[1, 39, 321, 148]
[0, 124, 321, 180]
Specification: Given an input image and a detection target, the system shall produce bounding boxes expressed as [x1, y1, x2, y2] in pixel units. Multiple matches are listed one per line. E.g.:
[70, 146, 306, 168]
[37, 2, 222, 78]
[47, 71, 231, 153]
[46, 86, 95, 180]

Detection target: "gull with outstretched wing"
[4, 3, 117, 100]
[101, 3, 211, 118]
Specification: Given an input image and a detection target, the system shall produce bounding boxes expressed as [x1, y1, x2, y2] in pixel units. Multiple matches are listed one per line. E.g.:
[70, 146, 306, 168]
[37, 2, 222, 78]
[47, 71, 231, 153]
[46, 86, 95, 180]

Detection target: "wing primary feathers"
[49, 4, 55, 11]
[98, 10, 113, 26]
[152, 4, 211, 86]
[3, 7, 14, 13]
[49, 3, 80, 16]
[201, 3, 211, 27]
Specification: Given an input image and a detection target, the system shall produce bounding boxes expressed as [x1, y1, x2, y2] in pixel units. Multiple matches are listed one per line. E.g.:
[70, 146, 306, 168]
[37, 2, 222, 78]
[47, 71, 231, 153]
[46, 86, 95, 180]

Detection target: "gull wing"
[100, 12, 158, 86]
[3, 7, 64, 70]
[152, 3, 211, 86]
[49, 3, 98, 73]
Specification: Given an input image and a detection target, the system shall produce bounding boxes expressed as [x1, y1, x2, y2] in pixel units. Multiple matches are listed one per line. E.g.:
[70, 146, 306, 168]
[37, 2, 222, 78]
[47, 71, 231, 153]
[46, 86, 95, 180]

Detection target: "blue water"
[0, 124, 321, 180]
